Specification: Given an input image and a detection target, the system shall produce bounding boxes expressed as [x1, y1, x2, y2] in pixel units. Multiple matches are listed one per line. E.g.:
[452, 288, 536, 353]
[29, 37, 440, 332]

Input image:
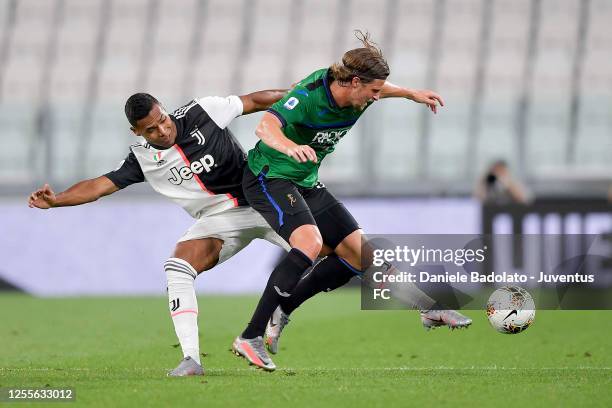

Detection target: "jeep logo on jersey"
[168, 155, 215, 185]
[312, 129, 349, 147]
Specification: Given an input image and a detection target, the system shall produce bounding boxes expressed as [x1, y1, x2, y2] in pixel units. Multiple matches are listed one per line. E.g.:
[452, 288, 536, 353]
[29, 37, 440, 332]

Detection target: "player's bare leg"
[173, 238, 223, 273]
[333, 229, 364, 270]
[166, 238, 222, 376]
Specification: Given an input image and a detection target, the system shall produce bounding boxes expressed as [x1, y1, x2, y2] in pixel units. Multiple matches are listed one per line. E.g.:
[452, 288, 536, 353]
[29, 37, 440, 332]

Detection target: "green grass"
[1, 290, 610, 407]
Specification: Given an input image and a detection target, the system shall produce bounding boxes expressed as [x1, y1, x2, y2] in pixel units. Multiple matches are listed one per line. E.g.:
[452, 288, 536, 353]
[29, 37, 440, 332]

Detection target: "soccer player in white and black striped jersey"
[28, 89, 291, 376]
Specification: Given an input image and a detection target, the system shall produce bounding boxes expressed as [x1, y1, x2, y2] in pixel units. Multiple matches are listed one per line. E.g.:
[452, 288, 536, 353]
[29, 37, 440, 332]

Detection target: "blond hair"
[329, 30, 390, 85]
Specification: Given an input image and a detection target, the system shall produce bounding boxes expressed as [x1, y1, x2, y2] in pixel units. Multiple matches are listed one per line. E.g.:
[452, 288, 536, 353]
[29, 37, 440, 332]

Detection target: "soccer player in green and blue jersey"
[231, 31, 472, 371]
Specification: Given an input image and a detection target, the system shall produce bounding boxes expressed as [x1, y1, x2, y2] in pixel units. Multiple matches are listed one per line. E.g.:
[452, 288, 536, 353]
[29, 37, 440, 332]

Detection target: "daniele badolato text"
[371, 270, 595, 284]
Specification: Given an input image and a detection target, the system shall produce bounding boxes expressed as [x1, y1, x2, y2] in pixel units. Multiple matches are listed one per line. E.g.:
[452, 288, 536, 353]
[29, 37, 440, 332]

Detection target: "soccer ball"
[486, 286, 535, 334]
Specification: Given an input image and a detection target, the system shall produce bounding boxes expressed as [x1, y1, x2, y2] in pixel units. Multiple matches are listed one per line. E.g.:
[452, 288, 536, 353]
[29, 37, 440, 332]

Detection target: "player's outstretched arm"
[380, 81, 445, 114]
[256, 112, 317, 163]
[240, 89, 289, 115]
[28, 176, 119, 209]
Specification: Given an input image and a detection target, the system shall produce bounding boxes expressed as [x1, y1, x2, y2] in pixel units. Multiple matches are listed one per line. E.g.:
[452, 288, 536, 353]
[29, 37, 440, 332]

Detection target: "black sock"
[280, 255, 358, 315]
[242, 248, 313, 339]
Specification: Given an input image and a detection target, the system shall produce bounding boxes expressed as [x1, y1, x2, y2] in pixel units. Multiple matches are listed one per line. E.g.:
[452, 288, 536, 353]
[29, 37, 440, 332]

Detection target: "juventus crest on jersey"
[105, 96, 248, 218]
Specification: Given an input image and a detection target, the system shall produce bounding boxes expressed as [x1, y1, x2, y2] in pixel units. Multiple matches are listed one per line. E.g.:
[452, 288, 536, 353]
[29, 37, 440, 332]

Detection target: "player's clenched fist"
[286, 145, 318, 163]
[28, 184, 57, 209]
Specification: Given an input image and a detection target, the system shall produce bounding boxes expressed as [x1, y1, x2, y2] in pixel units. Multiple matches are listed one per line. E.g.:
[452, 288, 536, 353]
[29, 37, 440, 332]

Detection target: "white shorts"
[178, 206, 290, 264]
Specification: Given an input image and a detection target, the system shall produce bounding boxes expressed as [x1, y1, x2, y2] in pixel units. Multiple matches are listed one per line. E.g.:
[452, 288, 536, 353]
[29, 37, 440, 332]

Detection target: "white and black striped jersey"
[105, 96, 248, 219]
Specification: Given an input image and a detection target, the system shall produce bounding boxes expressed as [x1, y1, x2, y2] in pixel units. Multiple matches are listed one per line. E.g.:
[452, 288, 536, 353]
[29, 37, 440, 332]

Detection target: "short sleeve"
[196, 95, 244, 129]
[267, 89, 310, 128]
[104, 152, 145, 189]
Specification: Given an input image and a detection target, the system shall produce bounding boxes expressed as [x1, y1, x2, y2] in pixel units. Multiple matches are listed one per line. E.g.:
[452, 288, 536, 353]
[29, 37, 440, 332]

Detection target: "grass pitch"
[1, 290, 610, 407]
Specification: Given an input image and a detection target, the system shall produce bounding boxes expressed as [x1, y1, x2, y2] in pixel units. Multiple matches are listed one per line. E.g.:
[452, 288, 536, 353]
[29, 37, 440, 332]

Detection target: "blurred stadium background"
[0, 0, 611, 296]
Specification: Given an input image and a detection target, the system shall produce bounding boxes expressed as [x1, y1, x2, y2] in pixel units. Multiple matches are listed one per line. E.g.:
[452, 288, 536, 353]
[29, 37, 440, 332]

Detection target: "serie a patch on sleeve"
[283, 97, 300, 110]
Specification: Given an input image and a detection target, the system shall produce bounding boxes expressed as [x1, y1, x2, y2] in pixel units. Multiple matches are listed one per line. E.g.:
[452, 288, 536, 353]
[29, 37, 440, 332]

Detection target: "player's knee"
[289, 224, 322, 260]
[173, 238, 222, 273]
[300, 236, 323, 260]
[335, 231, 364, 270]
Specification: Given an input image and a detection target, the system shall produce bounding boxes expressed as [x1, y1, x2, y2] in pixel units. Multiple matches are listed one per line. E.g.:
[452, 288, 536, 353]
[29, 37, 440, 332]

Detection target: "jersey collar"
[322, 69, 340, 110]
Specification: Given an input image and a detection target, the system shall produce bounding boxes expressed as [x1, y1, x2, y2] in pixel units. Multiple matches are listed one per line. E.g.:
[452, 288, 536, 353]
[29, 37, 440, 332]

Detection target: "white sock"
[164, 258, 200, 365]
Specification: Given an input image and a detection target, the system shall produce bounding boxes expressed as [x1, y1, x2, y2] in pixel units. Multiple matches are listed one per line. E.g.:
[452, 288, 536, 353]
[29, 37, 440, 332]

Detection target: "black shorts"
[242, 166, 360, 248]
